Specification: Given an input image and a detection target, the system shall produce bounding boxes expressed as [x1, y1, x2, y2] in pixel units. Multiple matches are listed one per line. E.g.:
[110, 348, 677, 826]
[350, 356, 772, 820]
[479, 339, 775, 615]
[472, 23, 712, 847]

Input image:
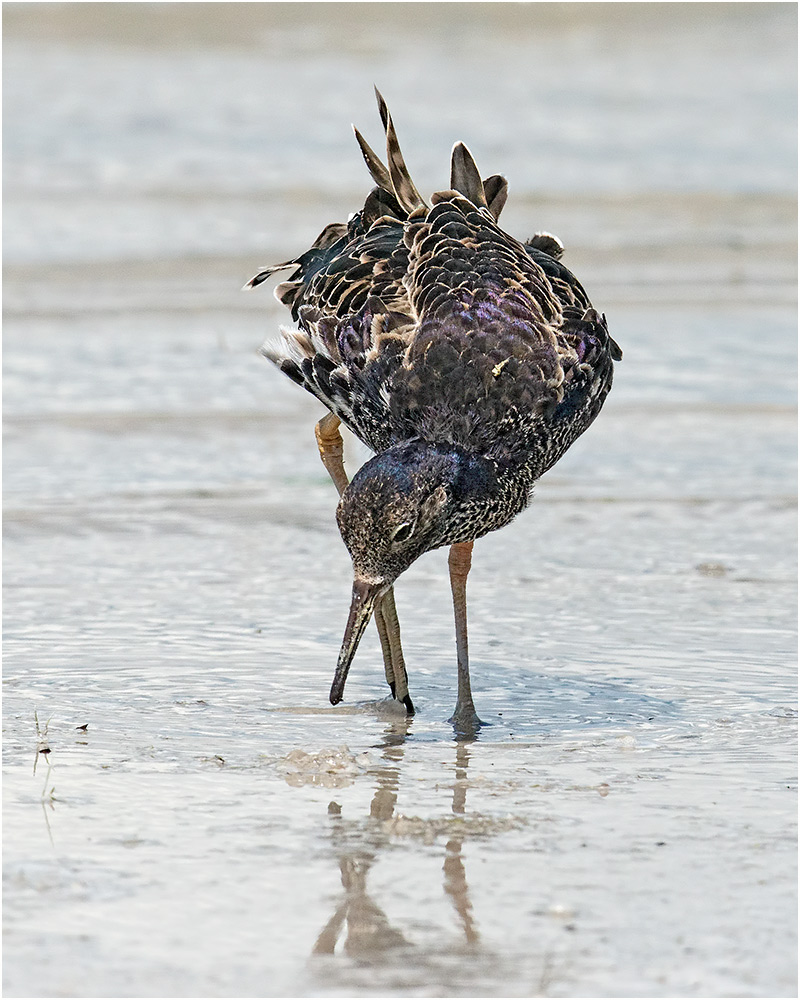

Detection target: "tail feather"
[450, 143, 487, 209]
[242, 260, 295, 291]
[353, 125, 393, 194]
[373, 87, 426, 214]
[482, 174, 508, 221]
[243, 222, 347, 291]
[361, 186, 406, 227]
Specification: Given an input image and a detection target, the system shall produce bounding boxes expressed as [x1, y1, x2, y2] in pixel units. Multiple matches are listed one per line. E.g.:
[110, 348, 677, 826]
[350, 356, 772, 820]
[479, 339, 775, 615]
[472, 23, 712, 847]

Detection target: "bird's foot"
[389, 682, 415, 716]
[447, 701, 486, 740]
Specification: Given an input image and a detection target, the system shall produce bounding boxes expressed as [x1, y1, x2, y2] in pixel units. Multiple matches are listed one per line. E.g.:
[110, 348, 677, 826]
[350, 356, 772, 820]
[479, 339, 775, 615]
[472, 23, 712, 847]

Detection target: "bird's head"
[330, 441, 498, 705]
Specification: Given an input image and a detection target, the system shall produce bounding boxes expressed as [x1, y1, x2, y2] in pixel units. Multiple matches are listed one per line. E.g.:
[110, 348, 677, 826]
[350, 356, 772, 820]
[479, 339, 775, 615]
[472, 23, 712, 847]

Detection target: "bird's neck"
[437, 445, 534, 545]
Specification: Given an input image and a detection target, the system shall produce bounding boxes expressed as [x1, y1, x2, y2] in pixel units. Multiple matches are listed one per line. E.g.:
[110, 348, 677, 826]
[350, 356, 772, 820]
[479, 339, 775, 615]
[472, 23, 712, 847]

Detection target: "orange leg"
[447, 541, 483, 734]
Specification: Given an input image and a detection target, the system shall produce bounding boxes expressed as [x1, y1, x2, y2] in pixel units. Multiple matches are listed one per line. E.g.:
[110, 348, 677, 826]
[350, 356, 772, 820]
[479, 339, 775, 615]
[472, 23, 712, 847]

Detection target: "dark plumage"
[248, 91, 621, 733]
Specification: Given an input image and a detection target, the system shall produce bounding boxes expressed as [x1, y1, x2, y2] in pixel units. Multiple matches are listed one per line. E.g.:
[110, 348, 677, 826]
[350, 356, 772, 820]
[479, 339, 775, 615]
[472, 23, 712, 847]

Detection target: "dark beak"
[330, 577, 385, 705]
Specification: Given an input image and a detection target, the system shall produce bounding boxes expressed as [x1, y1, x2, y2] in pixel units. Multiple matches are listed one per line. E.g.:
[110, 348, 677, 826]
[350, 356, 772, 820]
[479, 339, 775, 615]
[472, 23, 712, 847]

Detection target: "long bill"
[329, 578, 385, 705]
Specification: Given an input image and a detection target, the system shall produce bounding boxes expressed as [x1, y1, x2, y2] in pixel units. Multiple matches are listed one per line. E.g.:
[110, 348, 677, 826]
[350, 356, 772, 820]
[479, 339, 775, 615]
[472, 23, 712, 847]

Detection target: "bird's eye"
[391, 521, 415, 545]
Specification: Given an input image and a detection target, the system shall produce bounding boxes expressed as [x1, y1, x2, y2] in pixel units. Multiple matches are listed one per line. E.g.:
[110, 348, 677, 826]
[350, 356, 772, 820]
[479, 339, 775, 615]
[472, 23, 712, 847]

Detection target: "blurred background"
[4, 4, 797, 998]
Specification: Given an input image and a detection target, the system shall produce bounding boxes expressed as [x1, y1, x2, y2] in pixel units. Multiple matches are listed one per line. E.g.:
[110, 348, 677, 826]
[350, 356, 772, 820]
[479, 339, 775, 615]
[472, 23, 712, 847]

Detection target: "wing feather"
[250, 96, 619, 463]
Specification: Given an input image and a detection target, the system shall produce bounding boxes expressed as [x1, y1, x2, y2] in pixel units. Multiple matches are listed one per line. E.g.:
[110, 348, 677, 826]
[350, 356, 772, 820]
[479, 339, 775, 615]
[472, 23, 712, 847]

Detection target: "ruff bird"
[247, 91, 621, 732]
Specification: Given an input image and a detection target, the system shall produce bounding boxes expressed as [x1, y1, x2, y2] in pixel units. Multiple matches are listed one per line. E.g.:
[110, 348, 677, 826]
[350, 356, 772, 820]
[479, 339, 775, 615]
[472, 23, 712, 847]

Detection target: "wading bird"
[247, 91, 621, 733]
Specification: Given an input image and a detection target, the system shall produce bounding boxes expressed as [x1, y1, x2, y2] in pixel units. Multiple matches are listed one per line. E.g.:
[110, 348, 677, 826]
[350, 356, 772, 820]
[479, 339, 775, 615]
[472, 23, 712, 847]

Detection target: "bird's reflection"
[312, 851, 410, 956]
[312, 719, 411, 958]
[442, 743, 479, 947]
[312, 721, 480, 960]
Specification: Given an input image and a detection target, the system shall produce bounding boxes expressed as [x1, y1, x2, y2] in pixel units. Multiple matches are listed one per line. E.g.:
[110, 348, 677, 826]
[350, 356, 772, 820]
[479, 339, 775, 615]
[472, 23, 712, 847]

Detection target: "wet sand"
[3, 4, 797, 997]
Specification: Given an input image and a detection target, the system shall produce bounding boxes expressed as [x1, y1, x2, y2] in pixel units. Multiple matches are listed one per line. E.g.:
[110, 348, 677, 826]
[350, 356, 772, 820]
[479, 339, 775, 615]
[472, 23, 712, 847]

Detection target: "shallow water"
[3, 4, 797, 998]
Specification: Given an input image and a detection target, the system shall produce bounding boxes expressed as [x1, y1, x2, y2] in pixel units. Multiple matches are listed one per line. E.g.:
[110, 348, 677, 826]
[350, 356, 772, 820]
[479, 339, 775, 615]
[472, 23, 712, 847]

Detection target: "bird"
[246, 90, 621, 734]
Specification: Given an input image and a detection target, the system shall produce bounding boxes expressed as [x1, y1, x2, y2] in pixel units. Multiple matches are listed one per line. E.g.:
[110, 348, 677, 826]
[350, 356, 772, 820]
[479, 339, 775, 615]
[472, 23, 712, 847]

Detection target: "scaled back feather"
[253, 92, 621, 481]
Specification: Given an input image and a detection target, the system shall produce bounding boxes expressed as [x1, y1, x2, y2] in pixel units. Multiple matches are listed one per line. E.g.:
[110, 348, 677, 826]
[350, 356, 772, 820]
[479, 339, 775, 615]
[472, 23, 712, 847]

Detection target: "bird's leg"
[314, 411, 350, 495]
[375, 590, 414, 714]
[447, 541, 484, 734]
[314, 413, 413, 714]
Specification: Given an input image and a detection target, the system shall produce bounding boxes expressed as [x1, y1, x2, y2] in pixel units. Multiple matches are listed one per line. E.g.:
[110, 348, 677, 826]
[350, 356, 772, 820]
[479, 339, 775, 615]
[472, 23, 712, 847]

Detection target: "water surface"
[3, 4, 797, 997]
